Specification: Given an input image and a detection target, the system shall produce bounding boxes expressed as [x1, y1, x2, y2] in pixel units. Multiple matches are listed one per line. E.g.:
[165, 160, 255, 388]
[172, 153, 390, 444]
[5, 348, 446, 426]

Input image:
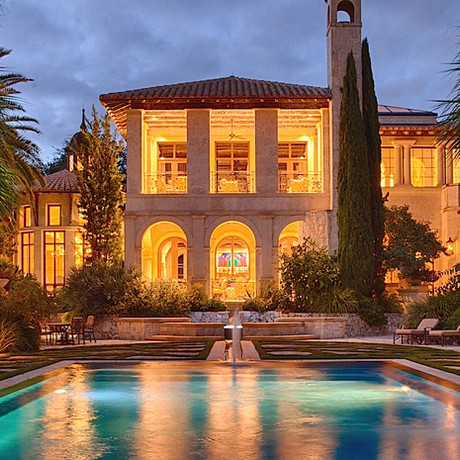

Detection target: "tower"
[324, 0, 362, 251]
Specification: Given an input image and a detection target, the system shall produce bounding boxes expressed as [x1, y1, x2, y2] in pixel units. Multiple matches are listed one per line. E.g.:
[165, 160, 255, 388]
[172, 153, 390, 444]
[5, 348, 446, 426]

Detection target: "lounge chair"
[428, 324, 460, 346]
[393, 318, 439, 345]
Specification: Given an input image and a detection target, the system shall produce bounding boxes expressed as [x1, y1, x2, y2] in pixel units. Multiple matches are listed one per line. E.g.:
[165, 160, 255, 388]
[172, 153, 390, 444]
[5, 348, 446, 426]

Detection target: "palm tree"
[0, 47, 43, 235]
[437, 47, 460, 156]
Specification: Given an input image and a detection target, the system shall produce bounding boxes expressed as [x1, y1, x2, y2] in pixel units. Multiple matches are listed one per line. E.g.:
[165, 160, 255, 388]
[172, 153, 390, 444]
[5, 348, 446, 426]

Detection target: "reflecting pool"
[0, 362, 459, 459]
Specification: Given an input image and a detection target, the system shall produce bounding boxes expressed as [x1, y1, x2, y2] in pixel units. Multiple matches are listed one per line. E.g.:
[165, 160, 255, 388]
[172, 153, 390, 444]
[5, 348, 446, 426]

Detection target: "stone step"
[146, 335, 223, 342]
[246, 334, 318, 341]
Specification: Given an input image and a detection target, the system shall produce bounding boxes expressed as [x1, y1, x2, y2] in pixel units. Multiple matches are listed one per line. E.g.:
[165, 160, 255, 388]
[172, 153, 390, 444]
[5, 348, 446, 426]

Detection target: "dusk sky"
[1, 0, 458, 162]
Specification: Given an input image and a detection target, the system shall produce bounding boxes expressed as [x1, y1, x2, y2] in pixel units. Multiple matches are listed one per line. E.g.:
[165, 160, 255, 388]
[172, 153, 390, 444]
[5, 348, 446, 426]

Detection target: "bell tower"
[324, 0, 362, 251]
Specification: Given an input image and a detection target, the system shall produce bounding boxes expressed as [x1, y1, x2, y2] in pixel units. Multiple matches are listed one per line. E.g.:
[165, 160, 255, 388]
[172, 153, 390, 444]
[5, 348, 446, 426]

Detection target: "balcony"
[278, 171, 322, 193]
[212, 172, 255, 193]
[144, 173, 187, 194]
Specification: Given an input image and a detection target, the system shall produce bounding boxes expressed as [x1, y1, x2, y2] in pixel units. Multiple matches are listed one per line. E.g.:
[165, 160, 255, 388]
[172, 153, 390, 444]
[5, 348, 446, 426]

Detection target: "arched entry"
[278, 221, 303, 256]
[210, 221, 255, 299]
[141, 222, 187, 281]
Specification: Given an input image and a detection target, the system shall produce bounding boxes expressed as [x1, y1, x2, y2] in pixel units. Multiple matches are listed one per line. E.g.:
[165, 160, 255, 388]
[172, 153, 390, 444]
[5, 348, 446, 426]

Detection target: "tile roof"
[101, 76, 330, 100]
[36, 169, 78, 192]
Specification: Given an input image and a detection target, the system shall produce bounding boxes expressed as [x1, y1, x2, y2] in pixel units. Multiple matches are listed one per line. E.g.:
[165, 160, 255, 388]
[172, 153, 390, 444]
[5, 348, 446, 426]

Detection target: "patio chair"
[428, 324, 460, 346]
[393, 318, 439, 345]
[83, 315, 97, 343]
[70, 316, 85, 345]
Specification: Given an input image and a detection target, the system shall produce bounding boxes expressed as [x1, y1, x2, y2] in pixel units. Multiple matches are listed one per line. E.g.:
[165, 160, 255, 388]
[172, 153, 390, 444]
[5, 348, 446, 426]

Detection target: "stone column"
[446, 147, 454, 184]
[124, 215, 137, 268]
[258, 215, 275, 285]
[190, 215, 206, 288]
[392, 142, 403, 186]
[397, 140, 415, 186]
[255, 109, 278, 194]
[126, 109, 144, 195]
[437, 145, 446, 186]
[187, 110, 210, 194]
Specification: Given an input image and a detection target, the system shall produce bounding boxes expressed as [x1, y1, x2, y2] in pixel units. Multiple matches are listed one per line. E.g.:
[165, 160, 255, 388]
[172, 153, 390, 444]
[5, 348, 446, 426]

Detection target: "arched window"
[337, 0, 355, 22]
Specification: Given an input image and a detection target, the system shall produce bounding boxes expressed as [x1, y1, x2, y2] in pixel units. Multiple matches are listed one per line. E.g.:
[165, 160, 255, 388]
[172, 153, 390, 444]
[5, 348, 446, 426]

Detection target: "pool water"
[0, 362, 459, 459]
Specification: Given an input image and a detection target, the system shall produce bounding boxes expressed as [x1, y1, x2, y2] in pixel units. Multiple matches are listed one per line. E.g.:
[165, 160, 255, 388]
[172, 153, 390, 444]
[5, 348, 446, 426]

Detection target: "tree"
[337, 52, 374, 298]
[362, 38, 385, 297]
[42, 147, 68, 175]
[0, 47, 43, 237]
[437, 44, 460, 155]
[383, 205, 445, 283]
[71, 106, 124, 262]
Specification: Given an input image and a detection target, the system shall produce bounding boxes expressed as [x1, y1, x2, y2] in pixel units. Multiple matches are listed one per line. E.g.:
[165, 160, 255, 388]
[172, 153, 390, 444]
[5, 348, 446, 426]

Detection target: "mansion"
[15, 0, 460, 297]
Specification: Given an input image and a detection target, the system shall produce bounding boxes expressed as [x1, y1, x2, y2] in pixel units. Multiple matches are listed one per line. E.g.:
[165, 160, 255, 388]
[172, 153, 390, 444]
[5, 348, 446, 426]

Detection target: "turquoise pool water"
[0, 362, 459, 459]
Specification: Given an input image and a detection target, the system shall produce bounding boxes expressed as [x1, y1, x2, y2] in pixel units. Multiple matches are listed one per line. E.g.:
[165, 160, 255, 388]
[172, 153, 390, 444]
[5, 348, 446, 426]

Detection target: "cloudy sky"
[1, 0, 458, 162]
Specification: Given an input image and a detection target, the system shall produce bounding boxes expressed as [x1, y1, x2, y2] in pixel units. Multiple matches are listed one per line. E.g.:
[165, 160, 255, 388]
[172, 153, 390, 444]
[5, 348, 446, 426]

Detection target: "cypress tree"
[337, 52, 374, 298]
[362, 38, 385, 297]
[71, 106, 124, 262]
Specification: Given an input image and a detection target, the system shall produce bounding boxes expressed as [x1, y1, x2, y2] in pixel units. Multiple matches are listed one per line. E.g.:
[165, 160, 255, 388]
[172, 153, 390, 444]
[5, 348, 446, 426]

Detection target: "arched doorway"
[210, 221, 255, 299]
[278, 221, 303, 256]
[141, 222, 187, 281]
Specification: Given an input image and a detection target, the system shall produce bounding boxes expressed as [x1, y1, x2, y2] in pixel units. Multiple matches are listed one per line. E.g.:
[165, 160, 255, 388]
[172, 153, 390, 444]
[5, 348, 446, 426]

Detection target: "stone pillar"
[446, 147, 454, 184]
[126, 110, 144, 195]
[124, 215, 137, 268]
[437, 144, 446, 186]
[397, 140, 415, 186]
[258, 215, 275, 283]
[255, 109, 278, 194]
[190, 215, 206, 288]
[393, 142, 403, 186]
[187, 110, 210, 194]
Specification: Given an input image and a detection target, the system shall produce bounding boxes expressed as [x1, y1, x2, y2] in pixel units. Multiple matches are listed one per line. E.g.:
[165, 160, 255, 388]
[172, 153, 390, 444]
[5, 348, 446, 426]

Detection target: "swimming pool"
[0, 362, 459, 459]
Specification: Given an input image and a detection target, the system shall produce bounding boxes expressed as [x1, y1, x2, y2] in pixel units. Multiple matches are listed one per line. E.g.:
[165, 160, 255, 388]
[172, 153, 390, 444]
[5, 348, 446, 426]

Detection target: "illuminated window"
[453, 154, 460, 184]
[156, 143, 187, 193]
[44, 231, 65, 291]
[411, 147, 437, 187]
[215, 236, 249, 278]
[278, 143, 310, 192]
[74, 232, 90, 268]
[21, 232, 34, 274]
[47, 205, 61, 226]
[158, 237, 187, 280]
[381, 147, 395, 187]
[22, 206, 32, 227]
[78, 211, 86, 226]
[214, 142, 251, 192]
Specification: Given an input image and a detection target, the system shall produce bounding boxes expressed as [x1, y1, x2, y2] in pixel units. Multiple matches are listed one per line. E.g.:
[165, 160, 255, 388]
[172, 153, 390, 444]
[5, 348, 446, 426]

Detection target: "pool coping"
[1, 358, 459, 395]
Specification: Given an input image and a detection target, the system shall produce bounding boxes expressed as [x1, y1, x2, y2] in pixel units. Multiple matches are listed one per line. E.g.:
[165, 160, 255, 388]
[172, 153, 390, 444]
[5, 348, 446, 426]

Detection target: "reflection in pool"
[0, 362, 459, 459]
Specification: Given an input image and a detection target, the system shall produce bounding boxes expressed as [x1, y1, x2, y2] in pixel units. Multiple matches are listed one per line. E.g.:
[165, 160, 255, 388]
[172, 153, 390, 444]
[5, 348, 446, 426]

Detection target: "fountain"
[224, 304, 243, 363]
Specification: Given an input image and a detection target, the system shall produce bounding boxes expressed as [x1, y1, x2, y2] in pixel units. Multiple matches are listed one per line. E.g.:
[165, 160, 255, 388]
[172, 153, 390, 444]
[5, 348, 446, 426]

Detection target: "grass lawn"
[253, 340, 460, 377]
[0, 340, 215, 382]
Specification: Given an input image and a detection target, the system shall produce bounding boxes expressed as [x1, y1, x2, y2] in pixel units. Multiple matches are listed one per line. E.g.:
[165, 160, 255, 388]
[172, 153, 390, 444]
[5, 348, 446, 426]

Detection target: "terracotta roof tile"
[101, 75, 330, 100]
[36, 169, 78, 192]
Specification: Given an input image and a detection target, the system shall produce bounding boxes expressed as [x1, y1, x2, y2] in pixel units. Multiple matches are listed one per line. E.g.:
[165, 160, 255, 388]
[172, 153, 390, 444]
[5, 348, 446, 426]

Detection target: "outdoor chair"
[70, 316, 85, 345]
[428, 324, 460, 346]
[393, 318, 439, 345]
[83, 315, 97, 343]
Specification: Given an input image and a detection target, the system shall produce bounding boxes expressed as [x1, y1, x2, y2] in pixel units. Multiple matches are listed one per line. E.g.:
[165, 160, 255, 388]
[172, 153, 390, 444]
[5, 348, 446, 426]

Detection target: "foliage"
[362, 38, 385, 297]
[242, 282, 291, 313]
[403, 294, 458, 329]
[0, 258, 55, 351]
[0, 47, 43, 239]
[279, 238, 358, 313]
[337, 52, 374, 298]
[377, 294, 404, 314]
[119, 279, 190, 317]
[59, 260, 138, 318]
[70, 106, 124, 262]
[446, 307, 460, 329]
[357, 298, 387, 328]
[383, 205, 445, 282]
[436, 42, 460, 156]
[42, 147, 67, 174]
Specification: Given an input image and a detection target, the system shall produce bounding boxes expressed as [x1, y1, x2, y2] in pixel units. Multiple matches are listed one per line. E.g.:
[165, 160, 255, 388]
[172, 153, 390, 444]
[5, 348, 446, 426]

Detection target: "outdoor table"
[46, 322, 71, 345]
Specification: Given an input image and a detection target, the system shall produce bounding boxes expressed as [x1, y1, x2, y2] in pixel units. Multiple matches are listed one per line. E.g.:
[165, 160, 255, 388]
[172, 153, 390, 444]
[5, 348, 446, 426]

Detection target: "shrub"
[0, 319, 17, 353]
[445, 307, 460, 329]
[203, 298, 227, 312]
[403, 294, 457, 328]
[358, 298, 387, 328]
[59, 260, 138, 318]
[120, 279, 190, 317]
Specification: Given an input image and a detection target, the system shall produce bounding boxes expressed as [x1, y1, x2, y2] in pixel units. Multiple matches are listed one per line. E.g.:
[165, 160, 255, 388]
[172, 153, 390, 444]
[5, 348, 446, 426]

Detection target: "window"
[156, 143, 187, 193]
[74, 232, 90, 268]
[214, 142, 251, 192]
[411, 147, 437, 187]
[22, 206, 32, 227]
[47, 205, 61, 226]
[381, 147, 395, 187]
[21, 232, 34, 275]
[44, 231, 65, 291]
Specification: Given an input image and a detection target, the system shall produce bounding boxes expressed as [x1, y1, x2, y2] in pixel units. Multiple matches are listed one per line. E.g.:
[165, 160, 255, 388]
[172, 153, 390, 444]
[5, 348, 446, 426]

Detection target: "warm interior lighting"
[446, 237, 454, 256]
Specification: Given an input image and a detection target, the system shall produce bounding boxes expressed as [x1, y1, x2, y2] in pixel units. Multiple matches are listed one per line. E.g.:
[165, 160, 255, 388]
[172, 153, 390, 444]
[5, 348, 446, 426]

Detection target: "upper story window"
[278, 142, 321, 193]
[411, 147, 437, 187]
[213, 142, 253, 193]
[47, 204, 61, 226]
[22, 205, 32, 227]
[381, 147, 395, 187]
[154, 143, 187, 193]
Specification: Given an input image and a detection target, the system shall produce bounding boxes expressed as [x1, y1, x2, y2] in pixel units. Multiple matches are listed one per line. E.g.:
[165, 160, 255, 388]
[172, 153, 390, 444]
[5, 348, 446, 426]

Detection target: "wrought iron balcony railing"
[211, 172, 255, 193]
[278, 171, 322, 193]
[144, 173, 187, 194]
